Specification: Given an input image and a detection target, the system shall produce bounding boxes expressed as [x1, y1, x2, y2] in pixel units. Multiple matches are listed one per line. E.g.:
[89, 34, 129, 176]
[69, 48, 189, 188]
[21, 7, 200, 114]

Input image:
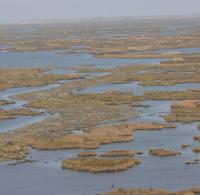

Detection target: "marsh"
[0, 16, 200, 195]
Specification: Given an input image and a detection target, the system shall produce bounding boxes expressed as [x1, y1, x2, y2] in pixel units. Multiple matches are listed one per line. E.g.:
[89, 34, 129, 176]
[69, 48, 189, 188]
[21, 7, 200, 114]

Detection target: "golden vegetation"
[61, 157, 140, 173]
[99, 54, 200, 87]
[132, 123, 166, 130]
[100, 150, 143, 157]
[95, 52, 182, 59]
[29, 123, 135, 150]
[26, 122, 170, 150]
[192, 147, 200, 153]
[0, 108, 42, 120]
[0, 141, 28, 161]
[145, 90, 200, 101]
[2, 17, 200, 55]
[164, 100, 200, 123]
[149, 149, 181, 157]
[0, 121, 168, 160]
[15, 90, 141, 134]
[104, 188, 198, 195]
[1, 55, 200, 161]
[0, 68, 179, 163]
[1, 18, 200, 165]
[0, 68, 83, 90]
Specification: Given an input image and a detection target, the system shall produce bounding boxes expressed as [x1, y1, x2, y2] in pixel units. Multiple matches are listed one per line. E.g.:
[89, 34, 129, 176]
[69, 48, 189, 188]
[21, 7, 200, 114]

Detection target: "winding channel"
[0, 84, 60, 133]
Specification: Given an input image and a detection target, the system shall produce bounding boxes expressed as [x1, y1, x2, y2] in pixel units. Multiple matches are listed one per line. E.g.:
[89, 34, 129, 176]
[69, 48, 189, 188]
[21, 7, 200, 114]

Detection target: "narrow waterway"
[0, 84, 60, 133]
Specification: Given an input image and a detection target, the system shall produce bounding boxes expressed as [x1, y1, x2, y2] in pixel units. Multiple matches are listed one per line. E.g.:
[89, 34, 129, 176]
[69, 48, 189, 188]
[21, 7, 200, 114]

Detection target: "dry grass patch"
[2, 17, 200, 54]
[30, 123, 135, 150]
[100, 150, 143, 157]
[192, 147, 200, 153]
[145, 90, 200, 101]
[30, 122, 170, 150]
[149, 149, 181, 157]
[0, 108, 42, 120]
[61, 157, 140, 173]
[0, 68, 83, 90]
[104, 188, 197, 195]
[164, 100, 200, 123]
[96, 52, 182, 59]
[132, 123, 165, 130]
[102, 55, 200, 87]
[0, 141, 28, 161]
[0, 120, 173, 161]
[16, 91, 140, 134]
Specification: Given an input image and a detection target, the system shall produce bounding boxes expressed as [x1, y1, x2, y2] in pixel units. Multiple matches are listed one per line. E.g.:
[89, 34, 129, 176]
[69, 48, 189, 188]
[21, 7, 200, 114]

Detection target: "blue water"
[0, 84, 60, 133]
[0, 51, 166, 68]
[79, 82, 200, 95]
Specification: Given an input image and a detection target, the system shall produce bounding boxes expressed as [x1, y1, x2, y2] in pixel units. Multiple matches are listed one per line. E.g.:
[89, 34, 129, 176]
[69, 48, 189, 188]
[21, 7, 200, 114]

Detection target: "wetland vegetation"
[61, 157, 140, 173]
[0, 16, 200, 195]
